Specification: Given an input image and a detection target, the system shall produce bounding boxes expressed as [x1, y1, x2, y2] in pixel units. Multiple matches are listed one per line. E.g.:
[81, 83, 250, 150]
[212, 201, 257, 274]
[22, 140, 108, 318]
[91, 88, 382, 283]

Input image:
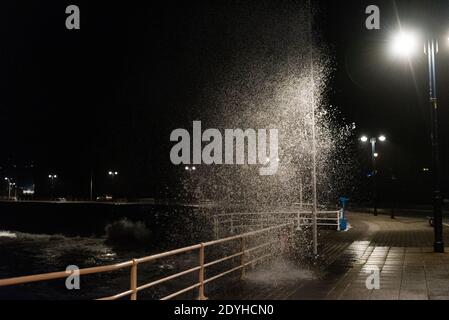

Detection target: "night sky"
[1, 0, 449, 202]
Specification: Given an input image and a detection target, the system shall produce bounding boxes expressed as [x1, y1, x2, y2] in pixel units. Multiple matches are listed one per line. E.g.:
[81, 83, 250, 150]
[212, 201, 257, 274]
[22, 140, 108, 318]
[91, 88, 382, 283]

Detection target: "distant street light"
[90, 170, 93, 201]
[4, 177, 11, 200]
[361, 135, 387, 216]
[11, 182, 17, 199]
[48, 174, 58, 199]
[390, 29, 444, 253]
[108, 171, 119, 198]
[184, 166, 200, 201]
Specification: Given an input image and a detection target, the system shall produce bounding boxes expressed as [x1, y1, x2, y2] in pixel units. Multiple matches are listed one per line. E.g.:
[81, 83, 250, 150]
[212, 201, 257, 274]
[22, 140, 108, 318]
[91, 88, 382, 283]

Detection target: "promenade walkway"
[213, 212, 449, 300]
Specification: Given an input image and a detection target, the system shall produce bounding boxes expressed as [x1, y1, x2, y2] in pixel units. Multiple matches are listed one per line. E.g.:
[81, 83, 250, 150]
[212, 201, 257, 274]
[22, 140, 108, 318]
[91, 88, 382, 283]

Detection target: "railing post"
[337, 211, 341, 231]
[296, 212, 301, 230]
[213, 215, 218, 239]
[240, 236, 246, 280]
[198, 243, 207, 300]
[130, 259, 138, 300]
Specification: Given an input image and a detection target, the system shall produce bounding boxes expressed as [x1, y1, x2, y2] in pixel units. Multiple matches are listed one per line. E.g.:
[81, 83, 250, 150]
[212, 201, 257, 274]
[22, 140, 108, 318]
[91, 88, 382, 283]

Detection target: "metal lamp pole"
[108, 171, 118, 198]
[370, 138, 378, 216]
[361, 136, 384, 216]
[49, 175, 57, 200]
[4, 178, 11, 200]
[90, 169, 93, 201]
[390, 31, 444, 252]
[426, 38, 444, 253]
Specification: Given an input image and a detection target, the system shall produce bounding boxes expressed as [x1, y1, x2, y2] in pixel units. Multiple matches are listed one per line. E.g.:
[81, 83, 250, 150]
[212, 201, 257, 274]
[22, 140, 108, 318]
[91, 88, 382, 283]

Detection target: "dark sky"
[1, 0, 449, 200]
[323, 0, 449, 201]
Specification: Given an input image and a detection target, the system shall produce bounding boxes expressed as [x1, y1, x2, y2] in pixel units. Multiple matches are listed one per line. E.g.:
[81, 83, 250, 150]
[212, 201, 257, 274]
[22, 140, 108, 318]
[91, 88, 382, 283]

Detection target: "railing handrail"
[0, 222, 295, 300]
[203, 223, 291, 246]
[0, 261, 134, 287]
[211, 210, 341, 240]
[215, 210, 339, 217]
[135, 244, 203, 264]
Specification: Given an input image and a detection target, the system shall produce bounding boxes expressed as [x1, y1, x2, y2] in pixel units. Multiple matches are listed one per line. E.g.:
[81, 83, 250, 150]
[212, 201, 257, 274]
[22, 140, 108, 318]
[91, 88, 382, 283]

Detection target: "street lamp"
[108, 171, 119, 198]
[4, 177, 11, 200]
[48, 174, 58, 199]
[361, 135, 386, 216]
[184, 166, 201, 201]
[390, 31, 420, 57]
[390, 30, 444, 253]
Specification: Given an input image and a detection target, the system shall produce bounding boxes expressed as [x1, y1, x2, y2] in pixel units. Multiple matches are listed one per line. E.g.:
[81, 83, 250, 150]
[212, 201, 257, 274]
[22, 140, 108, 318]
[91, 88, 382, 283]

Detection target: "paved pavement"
[213, 212, 449, 300]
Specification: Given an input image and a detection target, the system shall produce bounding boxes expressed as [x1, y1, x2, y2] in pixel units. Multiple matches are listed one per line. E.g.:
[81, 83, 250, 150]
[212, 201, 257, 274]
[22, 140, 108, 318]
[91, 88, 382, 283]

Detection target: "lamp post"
[4, 177, 11, 200]
[185, 166, 200, 200]
[108, 171, 118, 198]
[12, 182, 17, 199]
[360, 135, 386, 216]
[390, 31, 444, 253]
[90, 169, 93, 201]
[426, 38, 444, 253]
[48, 174, 57, 200]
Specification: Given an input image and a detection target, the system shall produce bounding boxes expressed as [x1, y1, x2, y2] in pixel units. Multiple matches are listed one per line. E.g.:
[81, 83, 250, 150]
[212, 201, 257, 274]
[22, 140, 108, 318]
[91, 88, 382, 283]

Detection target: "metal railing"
[212, 211, 297, 238]
[212, 210, 341, 238]
[0, 223, 294, 300]
[297, 210, 342, 231]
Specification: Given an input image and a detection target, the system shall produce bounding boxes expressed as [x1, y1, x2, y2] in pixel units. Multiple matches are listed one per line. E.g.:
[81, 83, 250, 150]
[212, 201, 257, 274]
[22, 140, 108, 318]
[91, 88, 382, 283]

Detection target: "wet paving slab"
[212, 212, 449, 300]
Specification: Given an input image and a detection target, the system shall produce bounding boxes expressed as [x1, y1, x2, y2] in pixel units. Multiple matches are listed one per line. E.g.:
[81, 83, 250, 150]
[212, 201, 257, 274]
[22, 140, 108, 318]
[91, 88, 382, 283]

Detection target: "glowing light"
[390, 31, 419, 57]
[374, 153, 379, 158]
[378, 135, 386, 142]
[360, 136, 368, 143]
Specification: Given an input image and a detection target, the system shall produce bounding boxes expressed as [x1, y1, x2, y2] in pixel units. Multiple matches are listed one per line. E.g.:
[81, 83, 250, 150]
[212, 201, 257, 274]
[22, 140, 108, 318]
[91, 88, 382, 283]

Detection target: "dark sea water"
[0, 202, 318, 300]
[0, 202, 218, 300]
